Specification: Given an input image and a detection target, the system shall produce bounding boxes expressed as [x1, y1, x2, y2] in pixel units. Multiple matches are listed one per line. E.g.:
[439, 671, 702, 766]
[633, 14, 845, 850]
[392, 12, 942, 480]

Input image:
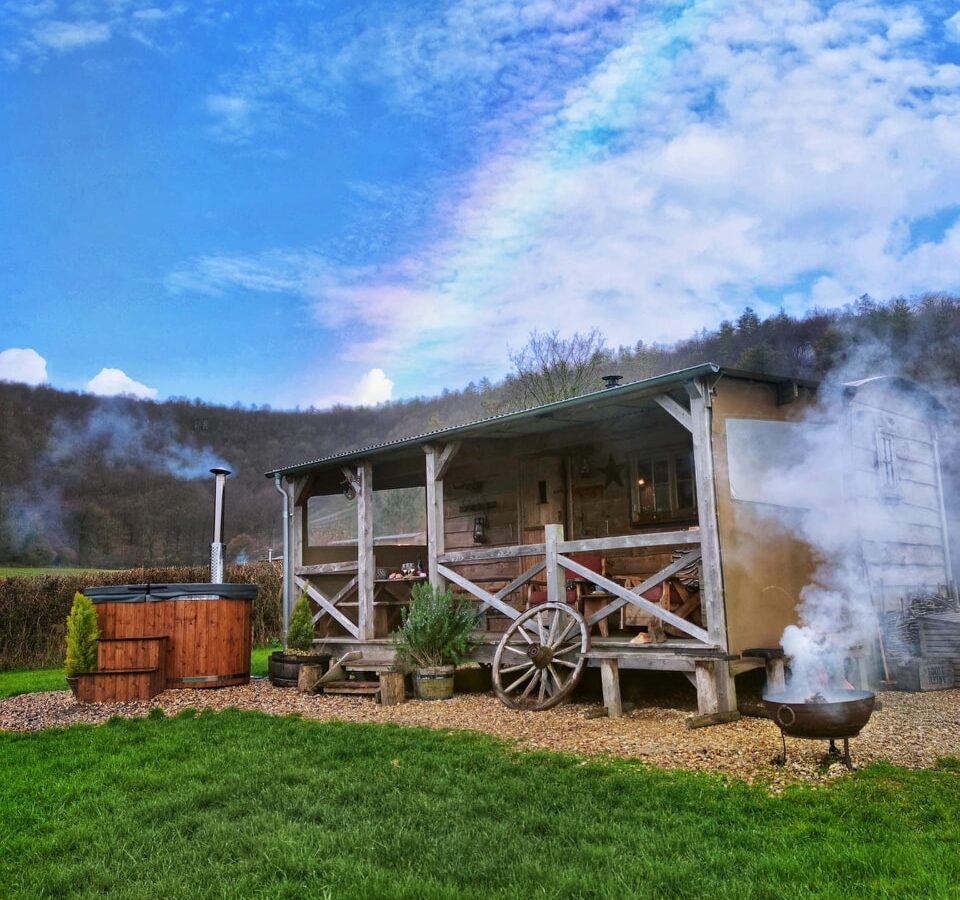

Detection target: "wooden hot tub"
[81, 583, 257, 695]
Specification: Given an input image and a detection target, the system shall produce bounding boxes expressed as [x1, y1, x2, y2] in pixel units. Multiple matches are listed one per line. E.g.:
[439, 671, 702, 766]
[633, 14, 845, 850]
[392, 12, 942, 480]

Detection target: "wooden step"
[343, 662, 398, 674]
[97, 636, 168, 672]
[321, 680, 380, 696]
[75, 667, 165, 703]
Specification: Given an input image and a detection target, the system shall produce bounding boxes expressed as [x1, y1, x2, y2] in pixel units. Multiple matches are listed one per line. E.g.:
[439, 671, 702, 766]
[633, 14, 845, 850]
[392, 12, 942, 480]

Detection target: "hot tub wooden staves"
[75, 584, 256, 703]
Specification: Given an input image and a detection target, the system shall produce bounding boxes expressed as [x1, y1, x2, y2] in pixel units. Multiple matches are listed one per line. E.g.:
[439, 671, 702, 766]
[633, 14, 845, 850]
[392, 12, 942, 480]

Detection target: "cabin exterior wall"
[711, 379, 819, 656]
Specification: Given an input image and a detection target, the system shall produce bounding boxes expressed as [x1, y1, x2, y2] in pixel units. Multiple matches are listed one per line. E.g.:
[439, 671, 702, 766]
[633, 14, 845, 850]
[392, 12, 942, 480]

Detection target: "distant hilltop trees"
[1, 292, 957, 568]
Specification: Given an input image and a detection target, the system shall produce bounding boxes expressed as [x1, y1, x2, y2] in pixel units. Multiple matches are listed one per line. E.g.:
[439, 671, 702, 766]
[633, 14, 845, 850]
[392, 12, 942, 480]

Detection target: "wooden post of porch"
[356, 460, 375, 641]
[544, 523, 564, 604]
[424, 441, 461, 592]
[424, 445, 444, 591]
[687, 377, 736, 714]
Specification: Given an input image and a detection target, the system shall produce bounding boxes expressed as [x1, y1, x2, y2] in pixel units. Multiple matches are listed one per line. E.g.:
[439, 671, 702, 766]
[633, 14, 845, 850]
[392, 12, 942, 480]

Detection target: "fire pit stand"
[763, 689, 876, 770]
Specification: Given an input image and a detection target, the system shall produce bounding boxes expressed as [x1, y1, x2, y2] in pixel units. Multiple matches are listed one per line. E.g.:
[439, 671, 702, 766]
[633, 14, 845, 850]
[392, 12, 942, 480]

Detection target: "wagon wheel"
[492, 602, 589, 711]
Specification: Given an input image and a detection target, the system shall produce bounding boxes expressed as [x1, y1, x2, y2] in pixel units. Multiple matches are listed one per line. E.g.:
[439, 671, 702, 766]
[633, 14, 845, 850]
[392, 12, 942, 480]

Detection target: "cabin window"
[307, 487, 426, 546]
[630, 447, 697, 525]
[876, 431, 899, 498]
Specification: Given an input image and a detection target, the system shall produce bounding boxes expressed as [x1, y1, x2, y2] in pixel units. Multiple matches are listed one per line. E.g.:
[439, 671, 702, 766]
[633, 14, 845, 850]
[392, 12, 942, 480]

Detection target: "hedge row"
[0, 562, 282, 670]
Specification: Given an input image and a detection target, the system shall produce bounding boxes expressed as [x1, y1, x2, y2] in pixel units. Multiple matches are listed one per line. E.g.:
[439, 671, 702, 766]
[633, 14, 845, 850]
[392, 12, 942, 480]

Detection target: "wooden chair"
[568, 551, 611, 638]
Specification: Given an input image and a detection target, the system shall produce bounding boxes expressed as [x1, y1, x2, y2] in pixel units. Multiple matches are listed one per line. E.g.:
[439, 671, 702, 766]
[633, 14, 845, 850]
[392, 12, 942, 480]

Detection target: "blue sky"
[2, 0, 960, 409]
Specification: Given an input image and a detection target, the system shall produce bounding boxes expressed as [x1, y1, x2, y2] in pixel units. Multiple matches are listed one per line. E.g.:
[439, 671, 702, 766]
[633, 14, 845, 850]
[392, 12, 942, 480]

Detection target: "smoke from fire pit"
[738, 345, 956, 700]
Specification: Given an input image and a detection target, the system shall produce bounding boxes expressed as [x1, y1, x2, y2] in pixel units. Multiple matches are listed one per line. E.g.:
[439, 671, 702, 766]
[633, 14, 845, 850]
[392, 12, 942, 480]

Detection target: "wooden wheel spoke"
[547, 664, 565, 692]
[534, 609, 547, 643]
[504, 666, 537, 695]
[520, 670, 541, 700]
[553, 617, 577, 647]
[547, 608, 560, 646]
[492, 602, 588, 711]
[499, 661, 533, 675]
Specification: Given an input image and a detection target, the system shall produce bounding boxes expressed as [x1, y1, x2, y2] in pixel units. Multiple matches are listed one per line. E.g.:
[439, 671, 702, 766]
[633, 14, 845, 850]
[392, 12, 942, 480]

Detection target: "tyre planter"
[413, 665, 455, 700]
[268, 652, 330, 688]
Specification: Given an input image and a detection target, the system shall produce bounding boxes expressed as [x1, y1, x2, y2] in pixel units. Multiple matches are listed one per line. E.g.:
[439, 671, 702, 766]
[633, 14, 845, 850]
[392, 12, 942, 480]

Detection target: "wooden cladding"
[76, 596, 253, 702]
[96, 598, 252, 689]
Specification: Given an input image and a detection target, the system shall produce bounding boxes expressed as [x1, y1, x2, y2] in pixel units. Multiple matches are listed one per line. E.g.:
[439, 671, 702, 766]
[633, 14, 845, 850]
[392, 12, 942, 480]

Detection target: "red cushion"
[568, 551, 603, 574]
[529, 589, 578, 605]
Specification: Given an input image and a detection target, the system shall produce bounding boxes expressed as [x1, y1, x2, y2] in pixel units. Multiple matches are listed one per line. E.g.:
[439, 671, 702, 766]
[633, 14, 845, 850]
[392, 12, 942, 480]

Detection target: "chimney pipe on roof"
[210, 467, 231, 582]
[602, 374, 623, 389]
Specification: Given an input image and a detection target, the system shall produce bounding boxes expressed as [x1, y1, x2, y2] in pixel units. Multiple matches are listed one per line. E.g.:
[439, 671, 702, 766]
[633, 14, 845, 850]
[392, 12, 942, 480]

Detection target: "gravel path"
[2, 682, 958, 787]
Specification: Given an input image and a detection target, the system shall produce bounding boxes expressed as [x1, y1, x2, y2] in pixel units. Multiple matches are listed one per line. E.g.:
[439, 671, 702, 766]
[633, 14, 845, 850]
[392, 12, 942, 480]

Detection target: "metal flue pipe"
[210, 467, 231, 582]
[273, 472, 291, 648]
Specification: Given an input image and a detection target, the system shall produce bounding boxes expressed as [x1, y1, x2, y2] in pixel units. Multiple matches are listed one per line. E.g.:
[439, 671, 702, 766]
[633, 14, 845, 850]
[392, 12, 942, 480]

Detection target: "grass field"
[0, 565, 115, 577]
[0, 711, 958, 898]
[0, 645, 279, 698]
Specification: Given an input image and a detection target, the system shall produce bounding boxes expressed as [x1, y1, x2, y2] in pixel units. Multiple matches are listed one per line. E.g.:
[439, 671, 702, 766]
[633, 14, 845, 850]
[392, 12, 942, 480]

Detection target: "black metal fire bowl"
[762, 689, 876, 740]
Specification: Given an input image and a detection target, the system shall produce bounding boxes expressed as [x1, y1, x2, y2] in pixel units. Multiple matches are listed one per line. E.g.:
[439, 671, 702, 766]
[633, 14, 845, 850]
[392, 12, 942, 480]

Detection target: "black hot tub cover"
[82, 583, 258, 603]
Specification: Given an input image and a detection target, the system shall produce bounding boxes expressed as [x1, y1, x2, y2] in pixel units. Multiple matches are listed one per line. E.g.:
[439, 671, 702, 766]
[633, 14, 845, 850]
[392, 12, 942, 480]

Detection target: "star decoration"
[601, 454, 624, 488]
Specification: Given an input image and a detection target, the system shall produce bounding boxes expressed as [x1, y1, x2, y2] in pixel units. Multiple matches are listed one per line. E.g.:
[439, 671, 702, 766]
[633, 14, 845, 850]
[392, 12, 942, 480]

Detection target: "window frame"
[628, 445, 698, 527]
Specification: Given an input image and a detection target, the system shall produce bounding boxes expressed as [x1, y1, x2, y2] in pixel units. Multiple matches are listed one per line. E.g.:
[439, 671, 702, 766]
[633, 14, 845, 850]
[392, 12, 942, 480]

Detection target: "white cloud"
[3, 3, 201, 67]
[0, 348, 48, 385]
[33, 20, 110, 50]
[173, 1, 960, 394]
[86, 368, 159, 400]
[354, 368, 394, 405]
[314, 368, 394, 409]
[947, 11, 960, 43]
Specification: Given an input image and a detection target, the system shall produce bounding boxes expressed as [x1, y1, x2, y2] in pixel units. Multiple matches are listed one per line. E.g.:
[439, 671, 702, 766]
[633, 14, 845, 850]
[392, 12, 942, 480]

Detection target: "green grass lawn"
[0, 711, 958, 898]
[0, 645, 279, 698]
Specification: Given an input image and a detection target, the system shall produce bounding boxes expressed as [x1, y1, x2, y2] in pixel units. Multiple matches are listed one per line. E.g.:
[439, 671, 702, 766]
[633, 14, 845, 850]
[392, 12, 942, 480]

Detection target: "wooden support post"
[424, 444, 446, 591]
[694, 660, 720, 715]
[599, 658, 623, 718]
[544, 523, 564, 605]
[379, 670, 406, 706]
[766, 657, 786, 693]
[356, 460, 375, 641]
[687, 377, 736, 714]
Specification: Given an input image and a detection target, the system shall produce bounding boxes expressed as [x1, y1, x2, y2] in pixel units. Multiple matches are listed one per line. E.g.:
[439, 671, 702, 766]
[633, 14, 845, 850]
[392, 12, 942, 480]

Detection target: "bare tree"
[502, 329, 609, 409]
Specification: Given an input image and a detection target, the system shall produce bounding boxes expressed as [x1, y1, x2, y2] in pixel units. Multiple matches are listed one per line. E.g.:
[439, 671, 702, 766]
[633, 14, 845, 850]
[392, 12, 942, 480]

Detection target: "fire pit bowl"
[763, 689, 876, 739]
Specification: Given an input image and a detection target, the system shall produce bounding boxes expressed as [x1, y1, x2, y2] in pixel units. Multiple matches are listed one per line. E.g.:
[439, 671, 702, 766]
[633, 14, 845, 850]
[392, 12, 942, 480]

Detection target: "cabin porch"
[278, 374, 742, 715]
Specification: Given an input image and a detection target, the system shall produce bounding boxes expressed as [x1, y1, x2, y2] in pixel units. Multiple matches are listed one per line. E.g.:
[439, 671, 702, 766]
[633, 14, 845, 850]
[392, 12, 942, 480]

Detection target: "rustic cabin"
[266, 365, 953, 716]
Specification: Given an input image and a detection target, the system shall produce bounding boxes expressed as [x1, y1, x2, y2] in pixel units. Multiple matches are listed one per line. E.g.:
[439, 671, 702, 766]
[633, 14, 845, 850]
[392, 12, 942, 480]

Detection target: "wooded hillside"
[2, 292, 957, 568]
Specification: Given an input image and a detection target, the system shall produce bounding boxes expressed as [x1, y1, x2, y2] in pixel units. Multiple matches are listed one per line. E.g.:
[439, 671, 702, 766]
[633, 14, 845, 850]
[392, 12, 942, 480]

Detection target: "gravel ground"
[2, 681, 958, 788]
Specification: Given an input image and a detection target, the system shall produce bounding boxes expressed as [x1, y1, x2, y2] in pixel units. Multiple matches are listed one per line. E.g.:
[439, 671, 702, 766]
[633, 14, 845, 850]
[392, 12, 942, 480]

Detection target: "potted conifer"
[269, 592, 330, 687]
[391, 583, 479, 700]
[65, 591, 99, 698]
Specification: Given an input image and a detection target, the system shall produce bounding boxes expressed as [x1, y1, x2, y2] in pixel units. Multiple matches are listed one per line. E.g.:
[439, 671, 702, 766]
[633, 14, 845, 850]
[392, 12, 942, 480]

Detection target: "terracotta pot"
[413, 665, 455, 700]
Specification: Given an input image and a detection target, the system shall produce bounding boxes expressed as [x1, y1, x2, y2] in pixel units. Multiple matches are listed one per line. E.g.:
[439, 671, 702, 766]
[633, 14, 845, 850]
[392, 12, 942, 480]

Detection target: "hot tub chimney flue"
[210, 467, 231, 583]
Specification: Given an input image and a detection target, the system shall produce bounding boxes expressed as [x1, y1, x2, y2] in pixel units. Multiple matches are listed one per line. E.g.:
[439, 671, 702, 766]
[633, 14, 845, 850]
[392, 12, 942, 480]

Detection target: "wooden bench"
[317, 654, 406, 705]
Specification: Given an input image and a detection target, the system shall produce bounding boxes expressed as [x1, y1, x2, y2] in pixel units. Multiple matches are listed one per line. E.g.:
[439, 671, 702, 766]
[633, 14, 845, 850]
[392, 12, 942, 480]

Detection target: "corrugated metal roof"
[265, 363, 818, 478]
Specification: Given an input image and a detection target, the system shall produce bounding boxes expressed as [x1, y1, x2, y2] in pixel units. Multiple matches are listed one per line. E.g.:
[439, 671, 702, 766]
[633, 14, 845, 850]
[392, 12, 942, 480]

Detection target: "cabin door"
[519, 455, 567, 542]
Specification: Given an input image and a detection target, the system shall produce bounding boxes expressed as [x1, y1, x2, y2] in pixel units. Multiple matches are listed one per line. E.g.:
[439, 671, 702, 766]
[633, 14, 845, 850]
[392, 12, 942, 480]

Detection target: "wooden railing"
[295, 525, 710, 645]
[436, 525, 710, 644]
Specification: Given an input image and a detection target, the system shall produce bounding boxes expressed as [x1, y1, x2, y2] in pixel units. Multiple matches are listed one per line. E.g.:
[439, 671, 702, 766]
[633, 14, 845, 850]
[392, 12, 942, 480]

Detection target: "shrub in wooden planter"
[391, 583, 480, 700]
[269, 592, 329, 687]
[64, 591, 99, 696]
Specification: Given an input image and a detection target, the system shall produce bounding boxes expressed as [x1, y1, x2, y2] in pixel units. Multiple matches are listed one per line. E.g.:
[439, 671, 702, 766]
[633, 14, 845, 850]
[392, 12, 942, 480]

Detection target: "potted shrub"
[65, 591, 99, 698]
[268, 592, 330, 687]
[391, 583, 479, 700]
